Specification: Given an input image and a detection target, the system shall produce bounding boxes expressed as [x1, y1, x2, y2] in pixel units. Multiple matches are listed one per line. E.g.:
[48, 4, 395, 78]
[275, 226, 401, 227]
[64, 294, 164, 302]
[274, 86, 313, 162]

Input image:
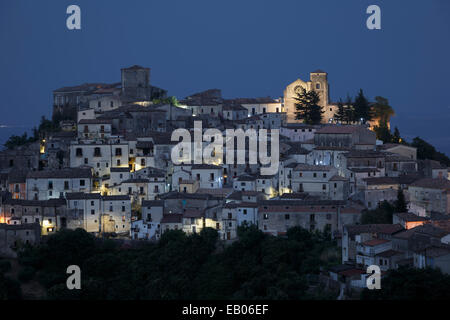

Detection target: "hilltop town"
[1, 65, 450, 298]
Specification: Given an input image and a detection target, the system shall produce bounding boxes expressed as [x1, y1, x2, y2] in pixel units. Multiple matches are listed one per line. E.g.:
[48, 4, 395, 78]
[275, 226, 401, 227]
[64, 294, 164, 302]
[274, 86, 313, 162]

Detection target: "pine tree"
[394, 188, 408, 213]
[344, 94, 355, 124]
[333, 99, 345, 123]
[392, 127, 401, 144]
[353, 89, 372, 123]
[294, 88, 324, 124]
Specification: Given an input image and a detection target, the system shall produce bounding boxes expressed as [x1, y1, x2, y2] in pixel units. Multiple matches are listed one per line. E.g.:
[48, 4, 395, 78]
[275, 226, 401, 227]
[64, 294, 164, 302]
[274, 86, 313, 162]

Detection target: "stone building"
[284, 70, 332, 123]
[407, 178, 450, 215]
[53, 65, 167, 122]
[0, 223, 41, 258]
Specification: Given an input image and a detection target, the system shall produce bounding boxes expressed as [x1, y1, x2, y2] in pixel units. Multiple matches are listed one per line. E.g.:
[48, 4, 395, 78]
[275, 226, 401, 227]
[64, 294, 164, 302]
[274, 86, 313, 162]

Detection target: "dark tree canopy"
[294, 88, 324, 125]
[394, 188, 408, 213]
[17, 226, 339, 300]
[411, 137, 450, 166]
[353, 89, 372, 123]
[361, 266, 450, 300]
[361, 201, 394, 224]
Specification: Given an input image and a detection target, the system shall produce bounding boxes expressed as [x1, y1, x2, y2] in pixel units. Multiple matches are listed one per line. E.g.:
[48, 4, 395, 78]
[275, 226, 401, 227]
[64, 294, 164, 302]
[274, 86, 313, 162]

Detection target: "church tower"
[283, 69, 331, 123]
[309, 70, 329, 109]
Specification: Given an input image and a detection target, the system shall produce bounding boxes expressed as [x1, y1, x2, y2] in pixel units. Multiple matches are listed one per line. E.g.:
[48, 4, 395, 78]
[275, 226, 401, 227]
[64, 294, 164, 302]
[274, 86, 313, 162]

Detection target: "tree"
[361, 201, 394, 224]
[392, 127, 402, 144]
[372, 96, 395, 125]
[294, 88, 324, 124]
[3, 115, 60, 150]
[411, 137, 450, 166]
[373, 121, 392, 143]
[361, 266, 450, 300]
[394, 188, 408, 213]
[343, 94, 355, 124]
[353, 89, 372, 123]
[153, 96, 179, 106]
[333, 99, 345, 123]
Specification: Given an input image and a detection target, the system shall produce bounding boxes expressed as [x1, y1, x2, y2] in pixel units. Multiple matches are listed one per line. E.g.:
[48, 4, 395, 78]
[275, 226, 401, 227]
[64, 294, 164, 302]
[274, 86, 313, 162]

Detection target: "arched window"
[316, 83, 321, 89]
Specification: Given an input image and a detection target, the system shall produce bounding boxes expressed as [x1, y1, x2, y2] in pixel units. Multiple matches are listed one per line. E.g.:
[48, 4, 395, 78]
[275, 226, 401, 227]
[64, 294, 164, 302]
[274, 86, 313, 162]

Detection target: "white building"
[26, 168, 93, 200]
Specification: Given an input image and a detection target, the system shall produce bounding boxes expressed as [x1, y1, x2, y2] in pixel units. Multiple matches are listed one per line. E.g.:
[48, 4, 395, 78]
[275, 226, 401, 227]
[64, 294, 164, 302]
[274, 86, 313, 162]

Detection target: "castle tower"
[121, 65, 151, 100]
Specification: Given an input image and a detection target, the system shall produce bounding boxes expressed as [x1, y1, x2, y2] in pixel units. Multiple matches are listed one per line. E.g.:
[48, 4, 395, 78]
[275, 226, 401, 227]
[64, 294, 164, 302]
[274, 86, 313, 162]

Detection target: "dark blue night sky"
[1, 0, 449, 153]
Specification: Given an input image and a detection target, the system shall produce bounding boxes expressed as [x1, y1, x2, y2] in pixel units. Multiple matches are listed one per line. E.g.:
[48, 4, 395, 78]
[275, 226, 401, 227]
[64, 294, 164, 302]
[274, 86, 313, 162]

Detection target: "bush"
[0, 260, 12, 273]
[18, 266, 36, 283]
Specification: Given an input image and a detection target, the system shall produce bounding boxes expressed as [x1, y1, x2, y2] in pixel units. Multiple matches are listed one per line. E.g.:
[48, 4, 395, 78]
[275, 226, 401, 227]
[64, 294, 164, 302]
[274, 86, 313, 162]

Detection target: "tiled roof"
[142, 200, 164, 207]
[27, 168, 92, 179]
[375, 249, 403, 258]
[346, 224, 404, 236]
[363, 177, 399, 185]
[330, 175, 349, 181]
[183, 209, 204, 218]
[102, 195, 130, 201]
[395, 212, 429, 222]
[344, 150, 384, 158]
[110, 167, 130, 173]
[66, 192, 102, 200]
[191, 164, 223, 170]
[5, 198, 67, 207]
[293, 164, 334, 171]
[161, 214, 183, 224]
[362, 239, 390, 246]
[78, 119, 112, 125]
[410, 178, 450, 190]
[316, 125, 365, 134]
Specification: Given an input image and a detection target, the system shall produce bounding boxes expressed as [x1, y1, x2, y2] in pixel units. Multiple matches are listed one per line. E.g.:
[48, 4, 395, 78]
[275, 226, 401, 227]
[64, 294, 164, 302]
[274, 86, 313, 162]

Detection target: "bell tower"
[309, 70, 329, 109]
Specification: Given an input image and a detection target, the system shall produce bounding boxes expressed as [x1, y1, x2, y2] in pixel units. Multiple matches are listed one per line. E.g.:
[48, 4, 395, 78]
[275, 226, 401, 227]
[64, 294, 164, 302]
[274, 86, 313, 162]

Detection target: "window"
[109, 206, 113, 212]
[326, 214, 331, 220]
[94, 147, 101, 157]
[285, 214, 290, 220]
[115, 148, 122, 156]
[228, 213, 232, 219]
[210, 173, 214, 181]
[322, 184, 326, 190]
[141, 159, 146, 166]
[91, 201, 94, 206]
[122, 206, 125, 212]
[76, 148, 83, 157]
[64, 181, 69, 190]
[313, 173, 317, 178]
[196, 174, 200, 181]
[48, 181, 53, 189]
[80, 179, 85, 186]
[243, 209, 247, 215]
[263, 214, 269, 220]
[323, 173, 327, 178]
[316, 83, 321, 89]
[91, 209, 95, 215]
[117, 159, 121, 166]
